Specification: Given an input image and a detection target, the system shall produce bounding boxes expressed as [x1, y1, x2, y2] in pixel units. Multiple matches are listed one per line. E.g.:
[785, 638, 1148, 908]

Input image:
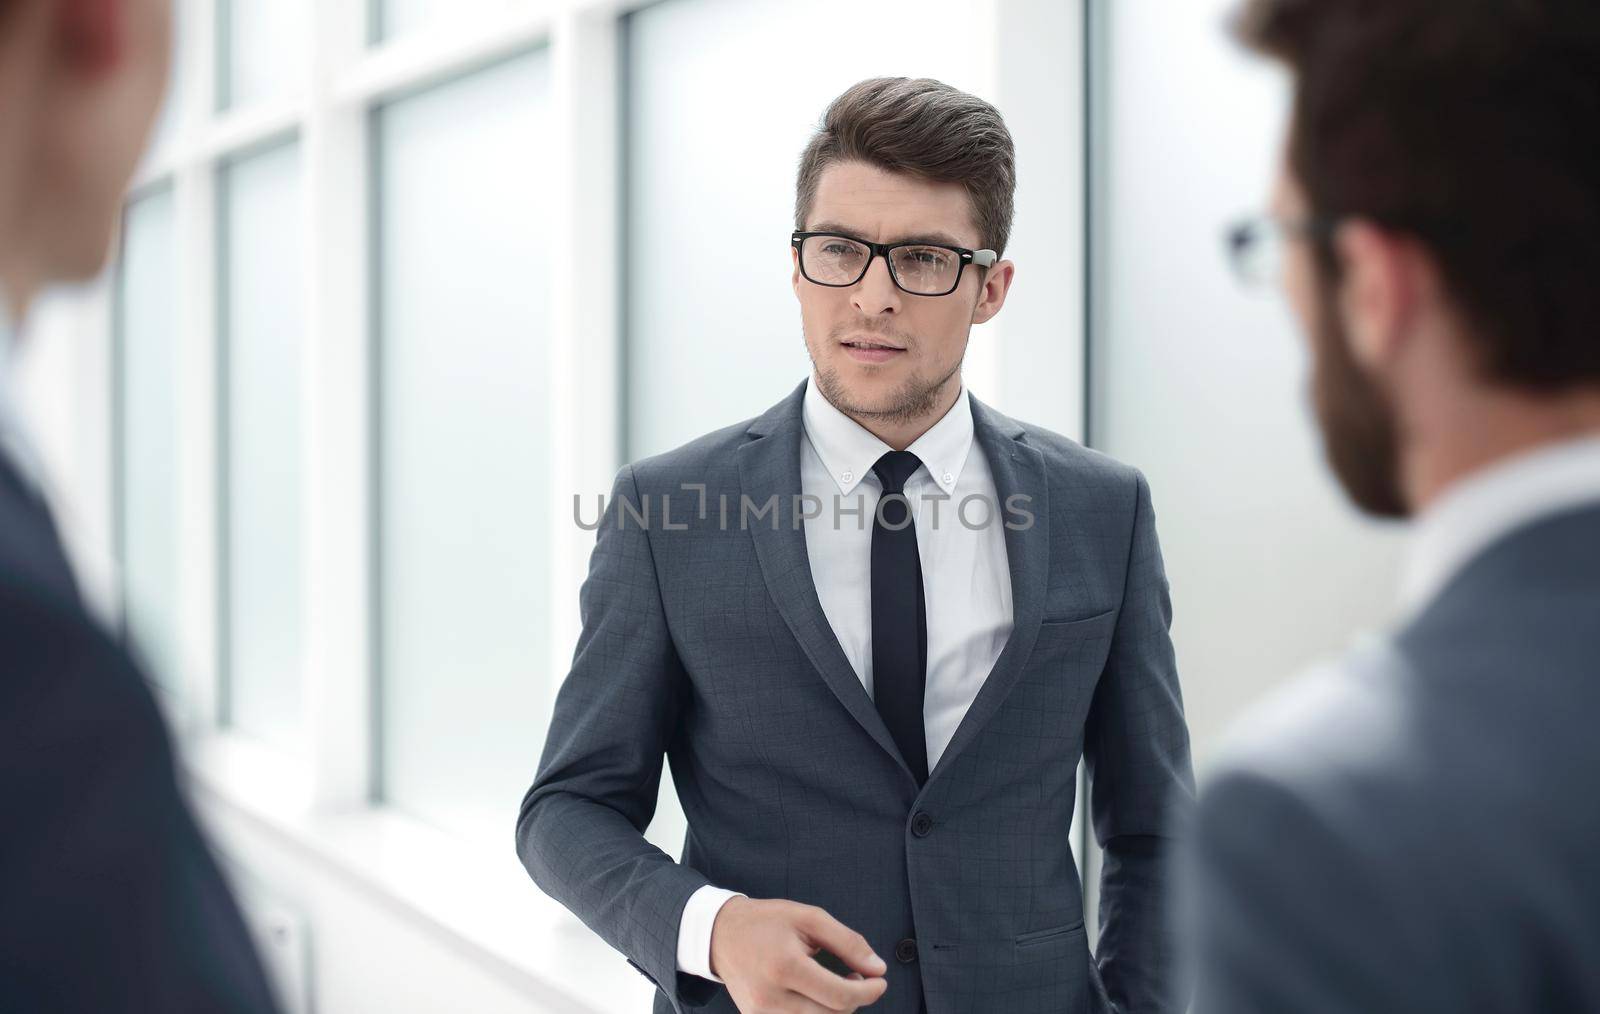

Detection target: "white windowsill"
[180, 731, 657, 1013]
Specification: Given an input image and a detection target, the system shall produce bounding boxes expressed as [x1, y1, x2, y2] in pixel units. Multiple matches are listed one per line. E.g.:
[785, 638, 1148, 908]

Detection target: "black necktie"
[871, 450, 929, 785]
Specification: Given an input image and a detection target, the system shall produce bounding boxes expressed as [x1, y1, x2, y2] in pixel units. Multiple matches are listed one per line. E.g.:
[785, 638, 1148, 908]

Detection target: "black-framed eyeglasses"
[1225, 215, 1334, 286]
[792, 231, 998, 297]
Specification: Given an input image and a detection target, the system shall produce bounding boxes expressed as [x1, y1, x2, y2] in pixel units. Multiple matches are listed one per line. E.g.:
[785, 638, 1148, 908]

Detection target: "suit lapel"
[925, 395, 1051, 788]
[737, 381, 916, 784]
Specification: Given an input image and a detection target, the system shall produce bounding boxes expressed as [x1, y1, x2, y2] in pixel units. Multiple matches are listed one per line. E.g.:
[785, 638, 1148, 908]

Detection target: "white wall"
[1088, 0, 1405, 771]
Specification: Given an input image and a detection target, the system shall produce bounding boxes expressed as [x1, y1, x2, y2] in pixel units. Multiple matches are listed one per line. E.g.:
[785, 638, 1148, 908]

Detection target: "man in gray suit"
[1187, 2, 1600, 1011]
[518, 78, 1193, 1013]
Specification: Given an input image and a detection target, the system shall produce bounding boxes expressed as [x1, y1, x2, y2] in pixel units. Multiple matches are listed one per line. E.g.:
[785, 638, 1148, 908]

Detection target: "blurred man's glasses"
[792, 231, 998, 297]
[1225, 215, 1331, 286]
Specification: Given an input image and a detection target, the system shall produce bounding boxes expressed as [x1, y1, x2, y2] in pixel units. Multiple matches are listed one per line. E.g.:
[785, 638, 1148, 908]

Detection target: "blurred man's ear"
[59, 0, 126, 74]
[1334, 221, 1425, 373]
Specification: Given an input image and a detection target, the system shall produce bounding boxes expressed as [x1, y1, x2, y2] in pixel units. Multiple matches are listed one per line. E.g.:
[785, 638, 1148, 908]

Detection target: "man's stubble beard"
[807, 320, 967, 428]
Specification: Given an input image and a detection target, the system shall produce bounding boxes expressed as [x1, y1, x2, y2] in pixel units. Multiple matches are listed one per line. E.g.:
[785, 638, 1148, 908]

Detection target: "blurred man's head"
[792, 77, 1016, 437]
[1237, 0, 1600, 517]
[0, 0, 170, 317]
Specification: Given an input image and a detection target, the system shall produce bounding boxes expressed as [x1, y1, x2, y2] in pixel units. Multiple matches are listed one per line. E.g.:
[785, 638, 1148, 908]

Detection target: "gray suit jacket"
[517, 381, 1194, 1013]
[1188, 504, 1600, 1013]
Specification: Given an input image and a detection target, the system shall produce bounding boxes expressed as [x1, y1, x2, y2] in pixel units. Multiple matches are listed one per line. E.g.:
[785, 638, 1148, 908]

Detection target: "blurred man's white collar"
[0, 291, 51, 495]
[1400, 434, 1600, 615]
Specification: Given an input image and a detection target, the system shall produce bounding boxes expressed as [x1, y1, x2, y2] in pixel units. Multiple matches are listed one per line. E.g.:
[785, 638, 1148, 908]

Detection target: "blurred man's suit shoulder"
[1192, 503, 1600, 1013]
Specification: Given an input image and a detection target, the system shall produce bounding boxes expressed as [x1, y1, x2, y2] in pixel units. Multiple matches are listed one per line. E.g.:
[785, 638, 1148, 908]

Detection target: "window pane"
[220, 140, 305, 751]
[375, 51, 553, 842]
[218, 0, 308, 110]
[118, 187, 183, 696]
[624, 0, 984, 458]
[374, 0, 522, 44]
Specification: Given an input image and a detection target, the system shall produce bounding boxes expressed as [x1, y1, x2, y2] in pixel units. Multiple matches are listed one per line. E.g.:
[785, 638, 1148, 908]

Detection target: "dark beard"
[1308, 278, 1410, 518]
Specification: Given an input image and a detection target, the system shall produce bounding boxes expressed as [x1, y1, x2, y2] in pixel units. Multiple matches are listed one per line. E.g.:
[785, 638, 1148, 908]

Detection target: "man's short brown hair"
[1236, 0, 1600, 390]
[795, 77, 1016, 257]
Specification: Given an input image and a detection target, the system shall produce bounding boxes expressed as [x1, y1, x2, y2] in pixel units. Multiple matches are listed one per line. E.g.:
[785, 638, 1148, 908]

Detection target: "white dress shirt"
[0, 292, 41, 489]
[1398, 434, 1600, 617]
[676, 376, 1014, 982]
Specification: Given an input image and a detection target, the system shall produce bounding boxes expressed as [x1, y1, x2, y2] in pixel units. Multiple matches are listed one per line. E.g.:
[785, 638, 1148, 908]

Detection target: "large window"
[374, 51, 555, 841]
[219, 139, 306, 751]
[117, 186, 183, 697]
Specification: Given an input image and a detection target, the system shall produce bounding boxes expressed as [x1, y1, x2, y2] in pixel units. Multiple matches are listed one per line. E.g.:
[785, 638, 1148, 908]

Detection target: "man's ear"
[971, 260, 1015, 326]
[791, 244, 802, 298]
[58, 0, 125, 75]
[1333, 220, 1421, 371]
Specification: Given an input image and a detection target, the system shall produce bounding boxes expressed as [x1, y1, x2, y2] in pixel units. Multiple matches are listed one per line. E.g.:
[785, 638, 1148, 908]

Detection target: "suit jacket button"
[895, 938, 918, 964]
[911, 811, 934, 837]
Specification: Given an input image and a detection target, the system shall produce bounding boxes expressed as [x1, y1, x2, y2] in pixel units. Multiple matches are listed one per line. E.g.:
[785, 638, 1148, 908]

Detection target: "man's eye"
[821, 243, 859, 257]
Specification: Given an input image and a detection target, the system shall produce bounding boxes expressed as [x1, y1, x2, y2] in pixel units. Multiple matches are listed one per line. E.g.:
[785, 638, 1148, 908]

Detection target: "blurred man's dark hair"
[1237, 0, 1600, 389]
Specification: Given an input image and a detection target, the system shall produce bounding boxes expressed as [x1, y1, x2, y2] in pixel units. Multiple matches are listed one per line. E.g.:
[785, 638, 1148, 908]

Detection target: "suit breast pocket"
[1030, 608, 1117, 666]
[1011, 608, 1118, 727]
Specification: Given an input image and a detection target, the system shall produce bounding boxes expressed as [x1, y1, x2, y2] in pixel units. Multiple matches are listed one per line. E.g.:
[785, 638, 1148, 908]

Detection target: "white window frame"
[96, 0, 1089, 1004]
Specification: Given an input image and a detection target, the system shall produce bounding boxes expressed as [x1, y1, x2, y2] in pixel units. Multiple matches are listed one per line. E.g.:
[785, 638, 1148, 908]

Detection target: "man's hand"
[710, 896, 889, 1013]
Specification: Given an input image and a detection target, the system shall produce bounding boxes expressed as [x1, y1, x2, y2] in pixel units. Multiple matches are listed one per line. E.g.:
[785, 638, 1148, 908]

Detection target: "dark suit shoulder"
[1000, 415, 1149, 522]
[985, 403, 1144, 488]
[623, 416, 758, 494]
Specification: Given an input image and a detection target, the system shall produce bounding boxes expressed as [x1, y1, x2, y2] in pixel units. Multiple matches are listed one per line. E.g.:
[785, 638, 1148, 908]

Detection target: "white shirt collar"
[1400, 434, 1600, 613]
[0, 292, 48, 492]
[801, 374, 975, 497]
[0, 290, 13, 363]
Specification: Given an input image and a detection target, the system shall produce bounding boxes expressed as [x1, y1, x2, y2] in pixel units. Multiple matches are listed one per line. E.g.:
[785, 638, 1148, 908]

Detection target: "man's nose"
[852, 254, 901, 316]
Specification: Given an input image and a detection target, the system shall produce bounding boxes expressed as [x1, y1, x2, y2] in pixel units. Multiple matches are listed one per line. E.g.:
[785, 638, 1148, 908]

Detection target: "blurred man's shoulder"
[1202, 635, 1423, 831]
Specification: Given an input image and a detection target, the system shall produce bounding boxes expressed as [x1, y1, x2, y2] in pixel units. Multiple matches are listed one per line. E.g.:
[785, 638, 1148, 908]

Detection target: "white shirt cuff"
[676, 885, 743, 983]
